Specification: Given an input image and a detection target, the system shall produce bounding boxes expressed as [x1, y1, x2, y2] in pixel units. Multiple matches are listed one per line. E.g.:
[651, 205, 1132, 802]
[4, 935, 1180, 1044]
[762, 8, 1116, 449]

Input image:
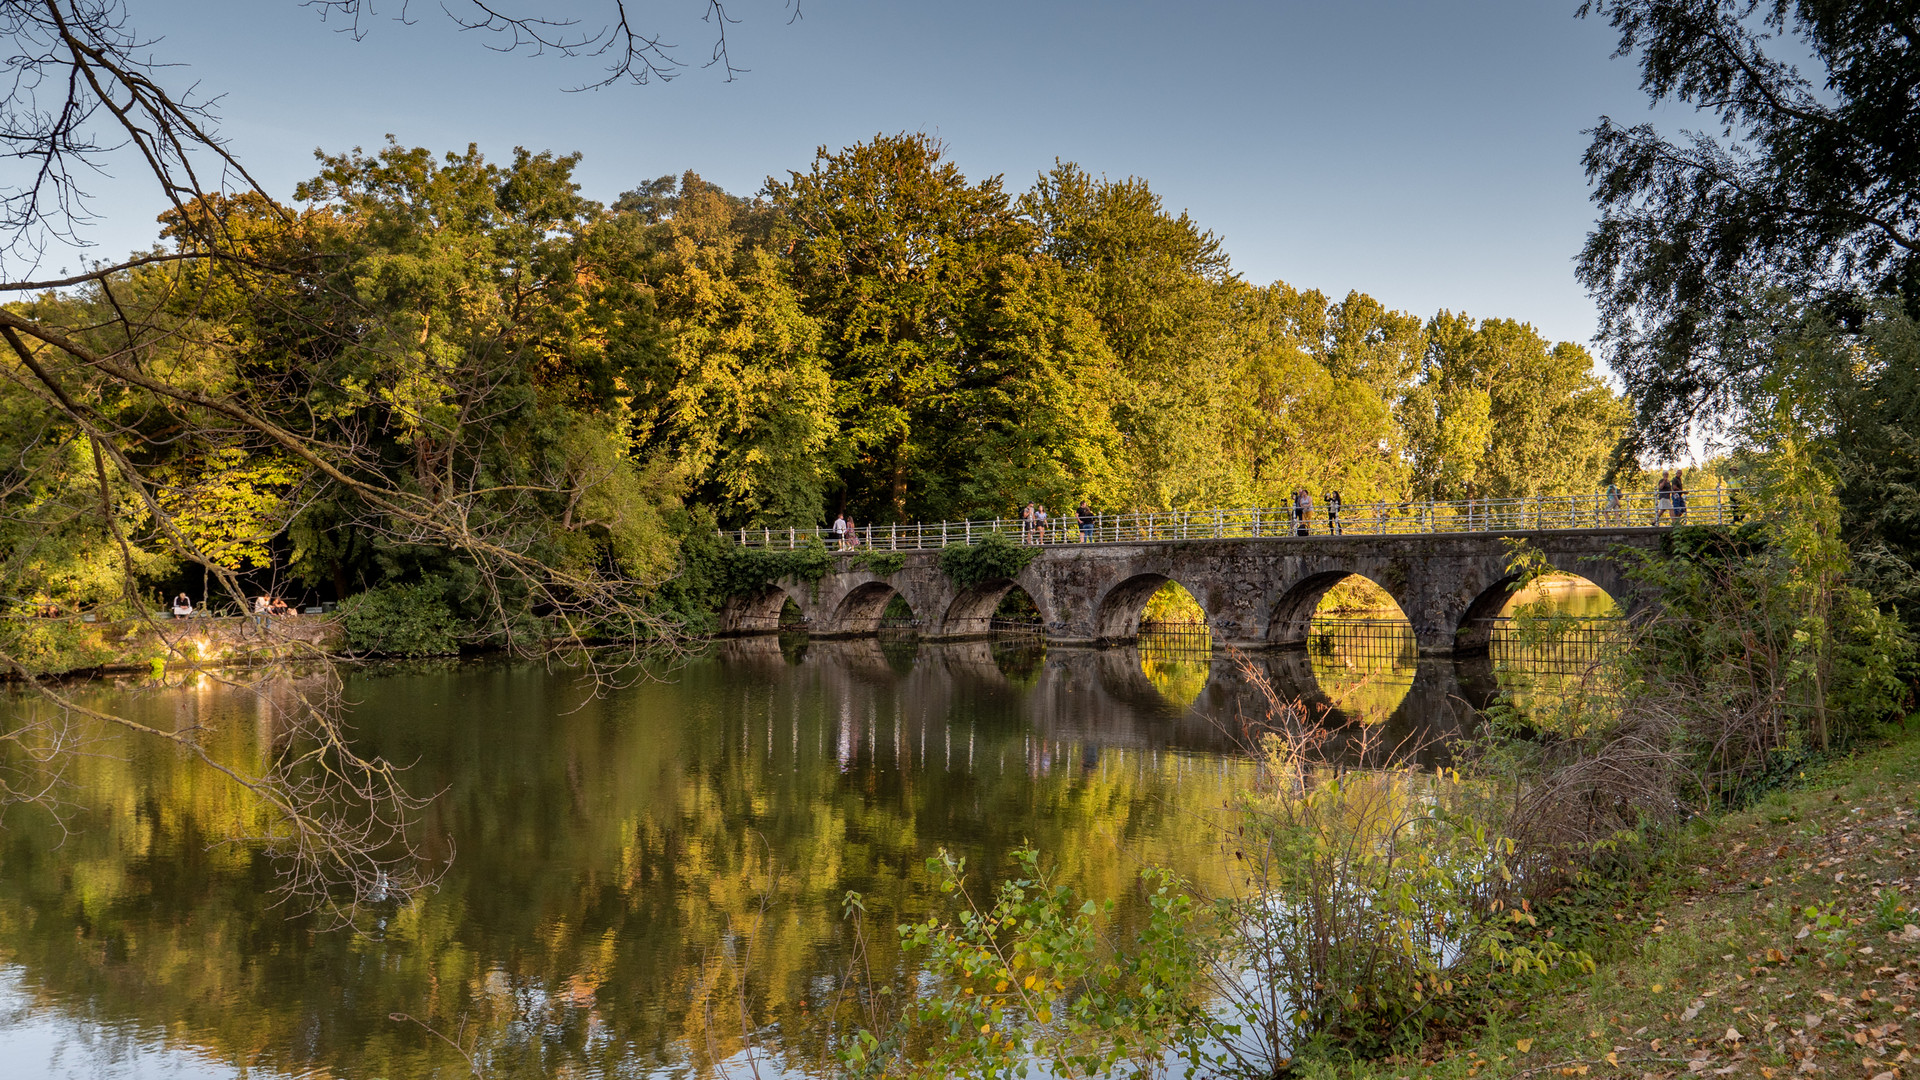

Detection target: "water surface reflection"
[0, 632, 1509, 1079]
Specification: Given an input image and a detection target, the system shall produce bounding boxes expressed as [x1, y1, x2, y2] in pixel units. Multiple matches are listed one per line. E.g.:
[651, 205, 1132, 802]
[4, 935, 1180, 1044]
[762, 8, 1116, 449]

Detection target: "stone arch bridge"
[720, 527, 1663, 655]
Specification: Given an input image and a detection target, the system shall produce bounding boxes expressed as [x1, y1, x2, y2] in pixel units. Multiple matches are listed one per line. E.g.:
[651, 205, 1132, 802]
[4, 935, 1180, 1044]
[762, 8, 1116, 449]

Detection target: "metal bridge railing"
[722, 488, 1737, 552]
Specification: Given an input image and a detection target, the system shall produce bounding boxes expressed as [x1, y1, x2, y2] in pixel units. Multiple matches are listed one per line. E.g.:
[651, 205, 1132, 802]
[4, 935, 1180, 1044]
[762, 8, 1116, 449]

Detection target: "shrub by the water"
[337, 580, 464, 657]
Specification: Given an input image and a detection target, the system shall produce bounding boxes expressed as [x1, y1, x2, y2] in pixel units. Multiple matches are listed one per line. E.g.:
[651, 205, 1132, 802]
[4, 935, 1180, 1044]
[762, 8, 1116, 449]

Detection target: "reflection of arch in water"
[1303, 619, 1418, 727]
[1094, 574, 1214, 644]
[1455, 572, 1621, 654]
[1232, 652, 1479, 770]
[942, 579, 1043, 638]
[1137, 625, 1215, 710]
[823, 582, 914, 637]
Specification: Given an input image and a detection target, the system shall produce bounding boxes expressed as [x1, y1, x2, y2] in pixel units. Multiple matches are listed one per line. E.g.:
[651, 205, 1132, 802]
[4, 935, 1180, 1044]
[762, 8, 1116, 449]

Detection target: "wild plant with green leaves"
[839, 847, 1216, 1080]
[1208, 675, 1592, 1068]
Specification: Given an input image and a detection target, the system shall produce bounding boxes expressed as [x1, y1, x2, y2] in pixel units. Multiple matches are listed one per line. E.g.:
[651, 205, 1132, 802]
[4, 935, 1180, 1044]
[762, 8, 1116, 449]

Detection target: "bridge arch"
[1093, 574, 1216, 643]
[824, 580, 911, 637]
[720, 582, 810, 635]
[1266, 570, 1409, 647]
[1454, 567, 1625, 654]
[942, 579, 1044, 637]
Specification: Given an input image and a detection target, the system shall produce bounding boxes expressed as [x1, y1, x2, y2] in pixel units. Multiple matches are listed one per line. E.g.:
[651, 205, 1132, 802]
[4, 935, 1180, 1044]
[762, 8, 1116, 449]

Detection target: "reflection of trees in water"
[1137, 627, 1213, 710]
[0, 653, 1255, 1080]
[0, 636, 1578, 1078]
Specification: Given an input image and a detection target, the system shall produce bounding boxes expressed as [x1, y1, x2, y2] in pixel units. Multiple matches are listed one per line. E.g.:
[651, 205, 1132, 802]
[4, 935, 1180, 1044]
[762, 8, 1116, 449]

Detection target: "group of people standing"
[1599, 469, 1692, 525]
[829, 512, 861, 550]
[166, 592, 296, 617]
[1020, 500, 1100, 543]
[1651, 469, 1690, 526]
[1289, 489, 1344, 535]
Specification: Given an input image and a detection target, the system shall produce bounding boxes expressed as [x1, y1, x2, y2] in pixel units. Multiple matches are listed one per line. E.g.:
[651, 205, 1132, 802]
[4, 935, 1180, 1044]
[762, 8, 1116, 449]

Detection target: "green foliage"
[1218, 735, 1593, 1065]
[648, 520, 835, 636]
[841, 847, 1215, 1080]
[1, 130, 1644, 656]
[1141, 581, 1204, 624]
[336, 579, 464, 657]
[848, 549, 906, 577]
[936, 532, 1039, 590]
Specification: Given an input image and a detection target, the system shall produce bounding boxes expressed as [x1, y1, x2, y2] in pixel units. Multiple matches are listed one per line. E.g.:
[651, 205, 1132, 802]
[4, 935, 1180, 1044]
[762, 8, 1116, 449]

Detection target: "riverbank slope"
[1333, 722, 1920, 1080]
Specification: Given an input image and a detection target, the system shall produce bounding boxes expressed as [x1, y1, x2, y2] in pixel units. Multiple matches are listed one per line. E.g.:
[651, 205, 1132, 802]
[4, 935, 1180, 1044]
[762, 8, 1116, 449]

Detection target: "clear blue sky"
[60, 1, 1663, 353]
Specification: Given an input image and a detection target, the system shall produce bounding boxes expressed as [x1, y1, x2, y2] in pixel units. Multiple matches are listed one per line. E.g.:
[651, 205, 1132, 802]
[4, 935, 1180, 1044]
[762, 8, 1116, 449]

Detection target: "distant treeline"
[1, 133, 1628, 644]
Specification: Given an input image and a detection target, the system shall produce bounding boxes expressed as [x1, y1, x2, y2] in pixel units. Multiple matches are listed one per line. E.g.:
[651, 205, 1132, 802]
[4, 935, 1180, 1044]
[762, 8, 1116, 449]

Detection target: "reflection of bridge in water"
[714, 626, 1504, 769]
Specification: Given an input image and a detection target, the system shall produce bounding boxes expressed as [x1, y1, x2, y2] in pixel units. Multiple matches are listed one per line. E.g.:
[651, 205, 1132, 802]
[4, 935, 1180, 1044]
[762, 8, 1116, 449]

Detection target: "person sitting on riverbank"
[171, 592, 193, 617]
[268, 596, 295, 617]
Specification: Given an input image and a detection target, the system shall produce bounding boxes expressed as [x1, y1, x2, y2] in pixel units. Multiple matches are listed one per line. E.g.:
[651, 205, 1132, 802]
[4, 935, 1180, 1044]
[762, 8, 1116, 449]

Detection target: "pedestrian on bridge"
[1036, 504, 1050, 543]
[1077, 499, 1095, 541]
[831, 513, 848, 550]
[1671, 471, 1688, 524]
[1326, 490, 1343, 535]
[1293, 488, 1313, 536]
[1654, 472, 1672, 526]
[1605, 481, 1621, 525]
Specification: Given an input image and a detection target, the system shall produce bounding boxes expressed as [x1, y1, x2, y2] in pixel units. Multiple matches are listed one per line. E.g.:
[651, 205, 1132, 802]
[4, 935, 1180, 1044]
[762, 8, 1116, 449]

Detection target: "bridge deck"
[725, 488, 1731, 551]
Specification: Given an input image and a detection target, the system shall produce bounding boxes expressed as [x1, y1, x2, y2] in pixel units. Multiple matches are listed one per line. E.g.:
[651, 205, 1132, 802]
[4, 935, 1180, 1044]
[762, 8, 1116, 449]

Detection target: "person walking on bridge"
[1077, 499, 1095, 541]
[1326, 490, 1343, 535]
[831, 513, 848, 550]
[1671, 471, 1688, 524]
[1654, 471, 1672, 526]
[1294, 488, 1313, 536]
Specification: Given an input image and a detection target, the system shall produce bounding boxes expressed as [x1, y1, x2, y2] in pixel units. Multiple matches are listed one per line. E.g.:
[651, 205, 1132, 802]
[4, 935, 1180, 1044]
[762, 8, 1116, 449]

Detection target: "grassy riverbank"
[1324, 719, 1920, 1080]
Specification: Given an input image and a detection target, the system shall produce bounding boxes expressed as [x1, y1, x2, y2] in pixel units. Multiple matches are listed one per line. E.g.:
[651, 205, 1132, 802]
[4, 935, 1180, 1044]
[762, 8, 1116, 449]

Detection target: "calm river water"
[0, 604, 1592, 1079]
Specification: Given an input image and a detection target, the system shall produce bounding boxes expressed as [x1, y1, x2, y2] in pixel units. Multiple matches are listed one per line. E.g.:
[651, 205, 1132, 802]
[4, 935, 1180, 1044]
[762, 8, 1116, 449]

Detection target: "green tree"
[1404, 313, 1627, 501]
[1023, 163, 1242, 511]
[616, 173, 838, 528]
[769, 135, 1120, 521]
[1577, 0, 1920, 635]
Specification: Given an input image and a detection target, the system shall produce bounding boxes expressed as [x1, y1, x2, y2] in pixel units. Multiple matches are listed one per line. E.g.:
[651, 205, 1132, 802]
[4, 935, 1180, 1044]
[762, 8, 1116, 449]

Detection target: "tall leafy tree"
[1578, 0, 1920, 626]
[614, 173, 838, 528]
[1578, 0, 1920, 448]
[1023, 163, 1240, 509]
[1405, 313, 1627, 501]
[769, 135, 1119, 521]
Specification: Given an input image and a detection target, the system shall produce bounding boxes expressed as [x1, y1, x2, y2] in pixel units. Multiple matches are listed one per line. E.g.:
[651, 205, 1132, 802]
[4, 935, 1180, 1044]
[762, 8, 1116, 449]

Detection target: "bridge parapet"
[724, 488, 1730, 551]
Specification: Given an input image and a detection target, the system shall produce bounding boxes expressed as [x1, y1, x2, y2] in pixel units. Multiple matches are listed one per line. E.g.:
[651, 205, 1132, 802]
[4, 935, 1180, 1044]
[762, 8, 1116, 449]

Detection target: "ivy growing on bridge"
[848, 550, 908, 577]
[937, 532, 1039, 589]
